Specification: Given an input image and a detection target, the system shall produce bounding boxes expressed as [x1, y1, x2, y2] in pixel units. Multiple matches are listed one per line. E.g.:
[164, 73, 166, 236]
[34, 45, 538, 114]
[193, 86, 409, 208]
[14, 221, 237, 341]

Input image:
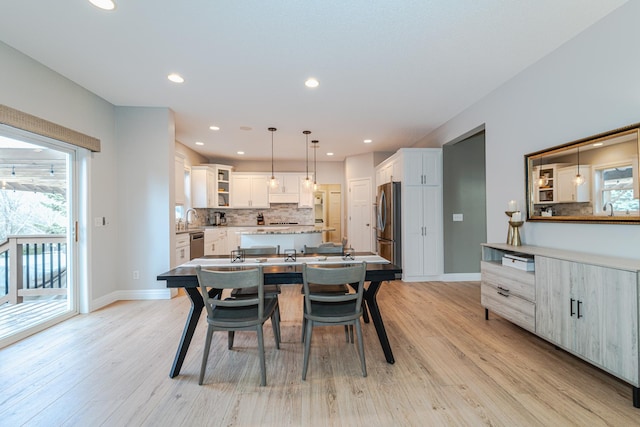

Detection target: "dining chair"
[301, 262, 367, 380]
[303, 244, 343, 255]
[232, 245, 281, 298]
[196, 265, 281, 386]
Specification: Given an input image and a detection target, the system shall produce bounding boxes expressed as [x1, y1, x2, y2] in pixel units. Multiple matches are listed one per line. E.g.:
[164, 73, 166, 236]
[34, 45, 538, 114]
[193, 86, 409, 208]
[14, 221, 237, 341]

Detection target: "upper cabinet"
[401, 148, 441, 186]
[174, 154, 186, 205]
[375, 152, 402, 187]
[192, 164, 233, 208]
[268, 173, 301, 204]
[231, 173, 270, 208]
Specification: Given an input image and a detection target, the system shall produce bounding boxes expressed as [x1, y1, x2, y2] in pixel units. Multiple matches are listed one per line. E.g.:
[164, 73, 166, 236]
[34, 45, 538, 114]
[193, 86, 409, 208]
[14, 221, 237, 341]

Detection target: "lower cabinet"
[482, 243, 640, 406]
[536, 256, 639, 384]
[175, 234, 190, 267]
[204, 228, 228, 256]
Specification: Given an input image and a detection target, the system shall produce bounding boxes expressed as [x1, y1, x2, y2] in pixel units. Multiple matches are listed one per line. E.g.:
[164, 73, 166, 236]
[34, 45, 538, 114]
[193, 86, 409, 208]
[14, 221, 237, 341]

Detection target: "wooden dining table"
[156, 253, 402, 378]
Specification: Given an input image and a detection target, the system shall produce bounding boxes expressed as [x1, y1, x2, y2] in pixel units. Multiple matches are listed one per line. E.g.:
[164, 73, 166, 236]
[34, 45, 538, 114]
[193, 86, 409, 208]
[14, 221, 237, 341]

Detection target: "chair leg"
[271, 303, 281, 349]
[199, 326, 214, 385]
[228, 331, 235, 350]
[302, 320, 314, 380]
[257, 325, 267, 386]
[344, 325, 349, 342]
[354, 319, 367, 377]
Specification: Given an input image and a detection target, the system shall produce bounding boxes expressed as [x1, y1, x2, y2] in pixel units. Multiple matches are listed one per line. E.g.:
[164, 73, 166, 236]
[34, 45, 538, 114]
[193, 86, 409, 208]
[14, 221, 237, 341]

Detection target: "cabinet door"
[250, 175, 270, 208]
[206, 169, 217, 208]
[422, 186, 441, 275]
[422, 151, 441, 185]
[535, 256, 572, 347]
[403, 185, 425, 277]
[404, 155, 424, 186]
[599, 266, 638, 383]
[231, 175, 252, 208]
[569, 262, 602, 365]
[299, 176, 314, 208]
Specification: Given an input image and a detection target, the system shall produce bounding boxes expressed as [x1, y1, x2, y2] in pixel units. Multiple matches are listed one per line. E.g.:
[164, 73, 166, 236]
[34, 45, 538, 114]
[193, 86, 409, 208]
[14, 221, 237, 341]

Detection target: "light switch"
[453, 213, 463, 222]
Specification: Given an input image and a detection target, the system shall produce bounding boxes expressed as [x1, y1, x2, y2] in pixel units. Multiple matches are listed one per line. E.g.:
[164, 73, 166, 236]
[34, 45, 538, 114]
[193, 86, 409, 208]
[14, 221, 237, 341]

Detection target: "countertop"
[239, 226, 335, 235]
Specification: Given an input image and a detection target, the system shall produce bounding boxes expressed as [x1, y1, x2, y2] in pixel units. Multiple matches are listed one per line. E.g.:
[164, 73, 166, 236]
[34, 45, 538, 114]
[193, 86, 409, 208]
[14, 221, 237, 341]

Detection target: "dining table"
[156, 253, 402, 378]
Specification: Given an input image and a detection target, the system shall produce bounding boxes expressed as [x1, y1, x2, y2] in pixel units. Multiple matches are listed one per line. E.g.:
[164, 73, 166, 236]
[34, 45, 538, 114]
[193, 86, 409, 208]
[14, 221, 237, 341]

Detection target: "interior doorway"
[314, 184, 342, 243]
[0, 128, 78, 347]
[348, 178, 372, 251]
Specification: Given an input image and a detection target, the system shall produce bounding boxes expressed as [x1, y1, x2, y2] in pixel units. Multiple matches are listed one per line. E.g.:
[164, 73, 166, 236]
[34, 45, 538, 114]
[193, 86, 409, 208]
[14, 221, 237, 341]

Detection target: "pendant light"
[268, 127, 279, 189]
[573, 145, 585, 185]
[311, 139, 319, 190]
[303, 131, 312, 189]
[536, 155, 548, 187]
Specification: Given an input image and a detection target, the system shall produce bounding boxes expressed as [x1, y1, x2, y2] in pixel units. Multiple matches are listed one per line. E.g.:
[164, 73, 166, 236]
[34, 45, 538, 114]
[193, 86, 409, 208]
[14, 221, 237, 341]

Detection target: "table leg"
[364, 280, 395, 364]
[169, 287, 205, 378]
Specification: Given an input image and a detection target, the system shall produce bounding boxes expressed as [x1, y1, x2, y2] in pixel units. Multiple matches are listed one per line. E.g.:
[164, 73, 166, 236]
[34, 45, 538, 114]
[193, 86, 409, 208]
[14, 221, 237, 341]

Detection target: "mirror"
[525, 123, 640, 223]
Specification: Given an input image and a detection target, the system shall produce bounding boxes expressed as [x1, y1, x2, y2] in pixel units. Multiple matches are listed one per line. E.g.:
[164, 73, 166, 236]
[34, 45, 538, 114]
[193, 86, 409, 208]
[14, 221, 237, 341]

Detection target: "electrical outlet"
[133, 270, 140, 280]
[453, 213, 463, 222]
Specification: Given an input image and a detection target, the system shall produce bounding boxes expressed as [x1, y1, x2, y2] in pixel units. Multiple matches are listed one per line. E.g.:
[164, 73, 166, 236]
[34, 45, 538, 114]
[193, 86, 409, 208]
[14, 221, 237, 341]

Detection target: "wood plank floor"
[1, 281, 638, 426]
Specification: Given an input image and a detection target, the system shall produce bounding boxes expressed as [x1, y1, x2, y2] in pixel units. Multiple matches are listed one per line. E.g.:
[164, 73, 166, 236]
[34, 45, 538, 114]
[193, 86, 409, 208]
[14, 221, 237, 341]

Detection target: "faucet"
[605, 203, 614, 217]
[185, 209, 198, 227]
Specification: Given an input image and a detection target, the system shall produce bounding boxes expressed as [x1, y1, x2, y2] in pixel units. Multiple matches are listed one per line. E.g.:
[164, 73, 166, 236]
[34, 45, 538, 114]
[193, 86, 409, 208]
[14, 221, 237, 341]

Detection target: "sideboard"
[481, 243, 640, 408]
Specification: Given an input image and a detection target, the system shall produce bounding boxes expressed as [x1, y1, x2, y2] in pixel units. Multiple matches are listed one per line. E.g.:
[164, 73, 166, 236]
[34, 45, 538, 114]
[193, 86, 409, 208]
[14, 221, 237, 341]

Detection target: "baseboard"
[402, 272, 481, 282]
[90, 288, 175, 312]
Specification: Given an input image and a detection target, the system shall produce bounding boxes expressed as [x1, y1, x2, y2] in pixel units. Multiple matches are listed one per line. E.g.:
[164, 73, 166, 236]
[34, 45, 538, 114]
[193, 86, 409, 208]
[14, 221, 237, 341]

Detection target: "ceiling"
[0, 0, 627, 162]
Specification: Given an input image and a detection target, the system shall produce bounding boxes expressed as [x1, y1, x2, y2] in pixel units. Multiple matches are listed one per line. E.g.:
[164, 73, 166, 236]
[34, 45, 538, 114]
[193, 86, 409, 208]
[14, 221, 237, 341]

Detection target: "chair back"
[304, 244, 343, 255]
[302, 262, 367, 319]
[238, 245, 279, 255]
[196, 266, 265, 320]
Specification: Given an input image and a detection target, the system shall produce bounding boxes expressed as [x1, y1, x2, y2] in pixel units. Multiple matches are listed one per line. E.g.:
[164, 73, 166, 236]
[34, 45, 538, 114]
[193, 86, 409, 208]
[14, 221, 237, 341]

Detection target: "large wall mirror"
[525, 123, 640, 223]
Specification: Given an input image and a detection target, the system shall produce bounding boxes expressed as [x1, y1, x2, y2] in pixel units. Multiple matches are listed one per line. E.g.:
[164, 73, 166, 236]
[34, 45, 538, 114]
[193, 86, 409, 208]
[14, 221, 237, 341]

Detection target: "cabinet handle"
[570, 298, 575, 317]
[497, 291, 509, 298]
[577, 300, 583, 319]
[497, 286, 509, 293]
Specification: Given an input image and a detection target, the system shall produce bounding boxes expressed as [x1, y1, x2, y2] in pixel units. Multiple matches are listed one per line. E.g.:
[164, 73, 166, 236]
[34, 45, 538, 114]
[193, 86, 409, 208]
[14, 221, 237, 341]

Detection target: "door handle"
[570, 298, 575, 317]
[577, 300, 583, 319]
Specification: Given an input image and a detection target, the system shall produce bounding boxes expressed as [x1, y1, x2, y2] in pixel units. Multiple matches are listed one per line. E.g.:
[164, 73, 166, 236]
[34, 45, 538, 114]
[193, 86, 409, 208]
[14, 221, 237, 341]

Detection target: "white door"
[348, 178, 372, 252]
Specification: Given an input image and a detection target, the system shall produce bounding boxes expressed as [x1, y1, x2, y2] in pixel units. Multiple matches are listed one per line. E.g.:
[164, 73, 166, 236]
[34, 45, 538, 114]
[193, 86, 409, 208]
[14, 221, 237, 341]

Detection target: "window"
[594, 161, 639, 215]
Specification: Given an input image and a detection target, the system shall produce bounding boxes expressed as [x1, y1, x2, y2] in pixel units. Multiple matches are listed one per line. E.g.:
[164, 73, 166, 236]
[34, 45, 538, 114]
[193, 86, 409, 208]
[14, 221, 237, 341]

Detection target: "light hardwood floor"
[1, 281, 638, 426]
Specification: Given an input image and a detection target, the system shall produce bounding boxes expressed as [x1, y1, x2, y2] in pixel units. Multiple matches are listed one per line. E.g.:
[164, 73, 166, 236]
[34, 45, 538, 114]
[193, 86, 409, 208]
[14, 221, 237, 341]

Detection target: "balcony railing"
[0, 235, 68, 306]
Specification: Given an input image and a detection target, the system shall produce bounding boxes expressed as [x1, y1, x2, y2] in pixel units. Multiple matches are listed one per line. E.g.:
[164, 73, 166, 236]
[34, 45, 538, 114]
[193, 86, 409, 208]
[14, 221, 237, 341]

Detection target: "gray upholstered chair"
[301, 262, 367, 380]
[196, 265, 280, 386]
[238, 245, 280, 256]
[303, 244, 343, 255]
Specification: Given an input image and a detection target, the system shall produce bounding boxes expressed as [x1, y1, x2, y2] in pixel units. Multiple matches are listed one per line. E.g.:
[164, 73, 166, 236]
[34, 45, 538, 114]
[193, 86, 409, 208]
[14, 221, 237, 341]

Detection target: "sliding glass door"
[0, 127, 78, 346]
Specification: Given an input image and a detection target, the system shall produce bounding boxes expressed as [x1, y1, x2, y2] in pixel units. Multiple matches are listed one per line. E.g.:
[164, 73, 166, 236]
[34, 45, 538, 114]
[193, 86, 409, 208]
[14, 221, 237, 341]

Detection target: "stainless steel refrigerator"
[376, 182, 401, 265]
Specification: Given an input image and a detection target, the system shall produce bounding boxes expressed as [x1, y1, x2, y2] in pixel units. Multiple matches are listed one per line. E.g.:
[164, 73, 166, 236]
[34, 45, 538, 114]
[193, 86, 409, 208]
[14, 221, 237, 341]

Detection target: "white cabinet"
[175, 234, 190, 267]
[375, 153, 402, 187]
[402, 148, 441, 186]
[192, 164, 233, 208]
[175, 155, 186, 205]
[231, 173, 270, 208]
[204, 228, 228, 255]
[403, 185, 442, 279]
[268, 173, 301, 204]
[399, 148, 443, 281]
[299, 176, 314, 208]
[557, 165, 591, 202]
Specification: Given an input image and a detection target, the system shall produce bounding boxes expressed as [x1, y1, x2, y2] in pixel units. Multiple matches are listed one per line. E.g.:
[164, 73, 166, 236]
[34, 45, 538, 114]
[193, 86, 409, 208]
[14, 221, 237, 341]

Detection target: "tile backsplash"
[196, 204, 314, 226]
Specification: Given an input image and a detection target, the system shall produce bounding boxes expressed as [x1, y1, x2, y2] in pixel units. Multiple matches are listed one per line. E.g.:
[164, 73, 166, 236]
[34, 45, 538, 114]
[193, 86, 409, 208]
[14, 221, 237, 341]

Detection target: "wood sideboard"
[481, 243, 640, 408]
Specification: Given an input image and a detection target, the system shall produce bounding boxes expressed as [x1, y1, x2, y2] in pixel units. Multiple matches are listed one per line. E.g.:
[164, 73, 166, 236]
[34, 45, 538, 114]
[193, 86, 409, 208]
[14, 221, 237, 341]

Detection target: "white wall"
[414, 1, 640, 260]
[115, 107, 174, 298]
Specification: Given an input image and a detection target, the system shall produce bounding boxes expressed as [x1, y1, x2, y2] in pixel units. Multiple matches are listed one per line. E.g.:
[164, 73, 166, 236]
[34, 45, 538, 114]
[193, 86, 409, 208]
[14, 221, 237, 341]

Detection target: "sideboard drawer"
[481, 261, 535, 301]
[481, 283, 535, 332]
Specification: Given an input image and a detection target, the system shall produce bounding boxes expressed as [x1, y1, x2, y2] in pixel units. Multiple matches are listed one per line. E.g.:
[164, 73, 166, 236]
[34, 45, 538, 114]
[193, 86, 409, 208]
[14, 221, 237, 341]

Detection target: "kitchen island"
[239, 225, 335, 252]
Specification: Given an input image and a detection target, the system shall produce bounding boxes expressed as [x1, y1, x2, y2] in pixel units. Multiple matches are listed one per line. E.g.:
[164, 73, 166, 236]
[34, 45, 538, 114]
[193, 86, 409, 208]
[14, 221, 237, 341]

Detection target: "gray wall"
[443, 132, 487, 273]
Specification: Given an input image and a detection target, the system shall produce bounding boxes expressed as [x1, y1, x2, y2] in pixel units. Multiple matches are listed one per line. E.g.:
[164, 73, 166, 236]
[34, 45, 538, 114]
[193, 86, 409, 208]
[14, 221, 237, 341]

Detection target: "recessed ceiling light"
[364, 139, 372, 144]
[89, 0, 116, 10]
[167, 73, 184, 83]
[237, 151, 245, 155]
[327, 152, 334, 156]
[305, 78, 319, 88]
[209, 125, 220, 131]
[240, 126, 252, 131]
[195, 141, 204, 146]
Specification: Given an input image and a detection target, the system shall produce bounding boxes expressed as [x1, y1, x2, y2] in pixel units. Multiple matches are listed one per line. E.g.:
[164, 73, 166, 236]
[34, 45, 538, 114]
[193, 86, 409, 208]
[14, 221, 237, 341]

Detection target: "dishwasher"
[189, 231, 204, 260]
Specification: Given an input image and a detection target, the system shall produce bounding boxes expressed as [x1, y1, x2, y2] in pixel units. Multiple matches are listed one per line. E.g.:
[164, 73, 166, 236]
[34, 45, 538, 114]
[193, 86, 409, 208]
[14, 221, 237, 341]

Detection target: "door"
[348, 178, 372, 251]
[0, 128, 78, 344]
[327, 190, 341, 242]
